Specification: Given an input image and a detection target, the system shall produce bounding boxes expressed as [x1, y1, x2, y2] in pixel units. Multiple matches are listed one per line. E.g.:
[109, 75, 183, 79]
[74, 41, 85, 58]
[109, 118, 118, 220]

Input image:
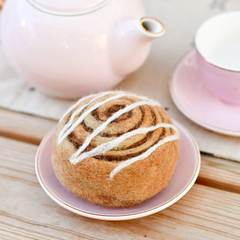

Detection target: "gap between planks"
[0, 108, 56, 145]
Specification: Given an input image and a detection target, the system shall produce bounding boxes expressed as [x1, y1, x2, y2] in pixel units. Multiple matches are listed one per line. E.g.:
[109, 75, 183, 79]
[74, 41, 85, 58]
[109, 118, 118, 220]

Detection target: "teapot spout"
[138, 17, 165, 39]
[109, 17, 165, 77]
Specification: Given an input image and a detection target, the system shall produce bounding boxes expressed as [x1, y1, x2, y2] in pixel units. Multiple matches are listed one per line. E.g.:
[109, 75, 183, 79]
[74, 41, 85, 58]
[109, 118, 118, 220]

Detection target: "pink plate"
[35, 120, 200, 221]
[170, 49, 240, 136]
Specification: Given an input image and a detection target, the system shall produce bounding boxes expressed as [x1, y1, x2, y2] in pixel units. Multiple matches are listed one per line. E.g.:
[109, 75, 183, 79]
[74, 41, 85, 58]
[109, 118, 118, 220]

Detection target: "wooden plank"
[0, 108, 56, 144]
[0, 136, 239, 240]
[197, 155, 240, 194]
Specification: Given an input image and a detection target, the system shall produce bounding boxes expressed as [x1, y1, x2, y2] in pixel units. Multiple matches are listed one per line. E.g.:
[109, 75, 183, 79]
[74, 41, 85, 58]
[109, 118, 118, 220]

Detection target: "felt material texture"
[52, 92, 180, 207]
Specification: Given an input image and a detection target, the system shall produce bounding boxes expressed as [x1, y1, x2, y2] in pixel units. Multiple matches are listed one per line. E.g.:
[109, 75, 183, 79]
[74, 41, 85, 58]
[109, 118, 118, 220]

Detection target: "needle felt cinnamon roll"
[52, 91, 180, 207]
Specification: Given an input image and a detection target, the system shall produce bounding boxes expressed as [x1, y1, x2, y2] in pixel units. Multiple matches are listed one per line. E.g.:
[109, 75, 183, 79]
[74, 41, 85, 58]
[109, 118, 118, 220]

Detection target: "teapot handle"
[26, 0, 111, 16]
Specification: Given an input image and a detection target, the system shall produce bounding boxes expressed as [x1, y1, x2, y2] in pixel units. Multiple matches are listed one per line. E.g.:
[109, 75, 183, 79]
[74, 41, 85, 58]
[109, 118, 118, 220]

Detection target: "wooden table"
[0, 108, 240, 240]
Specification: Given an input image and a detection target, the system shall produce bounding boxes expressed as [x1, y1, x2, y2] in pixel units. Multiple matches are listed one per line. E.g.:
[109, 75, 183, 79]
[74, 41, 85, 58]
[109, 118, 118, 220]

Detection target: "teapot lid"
[27, 0, 111, 16]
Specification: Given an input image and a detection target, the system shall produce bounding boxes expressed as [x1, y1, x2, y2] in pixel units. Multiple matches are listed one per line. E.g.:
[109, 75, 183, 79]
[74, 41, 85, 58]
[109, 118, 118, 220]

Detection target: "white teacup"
[195, 11, 240, 106]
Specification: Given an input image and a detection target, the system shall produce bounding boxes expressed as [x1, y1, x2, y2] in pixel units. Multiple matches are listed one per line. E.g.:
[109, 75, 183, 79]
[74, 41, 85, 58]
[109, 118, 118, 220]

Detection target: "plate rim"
[35, 120, 201, 221]
[169, 48, 240, 137]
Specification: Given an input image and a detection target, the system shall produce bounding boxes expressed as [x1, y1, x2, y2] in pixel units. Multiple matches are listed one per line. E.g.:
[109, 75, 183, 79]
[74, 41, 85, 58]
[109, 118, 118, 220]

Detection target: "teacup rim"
[195, 11, 240, 73]
[195, 48, 240, 73]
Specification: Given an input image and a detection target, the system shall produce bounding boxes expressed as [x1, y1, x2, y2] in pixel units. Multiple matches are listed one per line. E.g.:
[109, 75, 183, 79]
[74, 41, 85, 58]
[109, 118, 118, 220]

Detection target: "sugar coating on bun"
[52, 91, 180, 207]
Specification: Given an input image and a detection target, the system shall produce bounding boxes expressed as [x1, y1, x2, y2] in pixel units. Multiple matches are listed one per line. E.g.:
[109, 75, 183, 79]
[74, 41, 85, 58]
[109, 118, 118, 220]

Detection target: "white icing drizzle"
[58, 91, 124, 144]
[109, 132, 179, 179]
[58, 91, 179, 180]
[58, 91, 151, 144]
[59, 92, 100, 123]
[69, 100, 161, 163]
[70, 123, 178, 164]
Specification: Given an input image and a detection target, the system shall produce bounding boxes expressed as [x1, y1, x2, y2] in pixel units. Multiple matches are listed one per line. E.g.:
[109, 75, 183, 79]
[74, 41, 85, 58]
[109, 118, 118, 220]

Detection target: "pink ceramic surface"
[195, 11, 240, 106]
[170, 49, 240, 136]
[35, 120, 200, 221]
[196, 52, 240, 106]
[1, 0, 164, 99]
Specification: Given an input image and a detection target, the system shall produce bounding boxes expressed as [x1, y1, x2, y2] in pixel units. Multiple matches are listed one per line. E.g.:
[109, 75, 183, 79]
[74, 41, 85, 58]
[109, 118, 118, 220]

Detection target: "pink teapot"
[1, 0, 165, 98]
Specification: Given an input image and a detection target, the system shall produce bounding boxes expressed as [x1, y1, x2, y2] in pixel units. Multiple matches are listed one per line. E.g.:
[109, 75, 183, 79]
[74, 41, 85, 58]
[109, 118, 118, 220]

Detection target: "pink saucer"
[35, 120, 200, 221]
[170, 49, 240, 136]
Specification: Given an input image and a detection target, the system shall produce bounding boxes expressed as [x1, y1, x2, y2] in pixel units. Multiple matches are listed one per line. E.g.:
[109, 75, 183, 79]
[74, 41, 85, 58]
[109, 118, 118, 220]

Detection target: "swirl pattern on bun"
[52, 91, 180, 207]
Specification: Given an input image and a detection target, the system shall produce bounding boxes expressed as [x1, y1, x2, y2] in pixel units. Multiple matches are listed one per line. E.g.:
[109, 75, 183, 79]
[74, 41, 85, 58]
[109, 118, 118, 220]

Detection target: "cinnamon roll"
[52, 91, 180, 207]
